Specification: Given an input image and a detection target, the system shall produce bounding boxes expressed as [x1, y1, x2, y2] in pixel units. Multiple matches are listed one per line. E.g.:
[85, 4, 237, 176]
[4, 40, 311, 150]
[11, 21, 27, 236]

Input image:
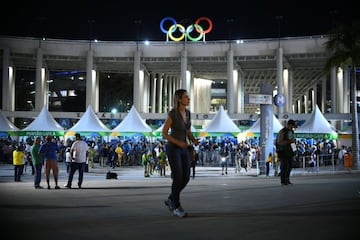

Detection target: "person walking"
[266, 152, 272, 177]
[219, 148, 230, 175]
[99, 144, 109, 167]
[65, 133, 89, 189]
[31, 136, 44, 189]
[276, 119, 297, 186]
[64, 147, 71, 173]
[114, 143, 123, 167]
[273, 151, 279, 177]
[234, 148, 242, 174]
[162, 89, 199, 218]
[189, 145, 196, 179]
[158, 146, 168, 177]
[13, 144, 25, 182]
[142, 150, 151, 177]
[25, 138, 35, 175]
[39, 135, 61, 189]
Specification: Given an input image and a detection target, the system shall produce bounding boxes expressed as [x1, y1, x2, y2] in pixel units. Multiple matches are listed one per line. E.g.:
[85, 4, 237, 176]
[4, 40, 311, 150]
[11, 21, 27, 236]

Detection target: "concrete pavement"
[1, 163, 359, 240]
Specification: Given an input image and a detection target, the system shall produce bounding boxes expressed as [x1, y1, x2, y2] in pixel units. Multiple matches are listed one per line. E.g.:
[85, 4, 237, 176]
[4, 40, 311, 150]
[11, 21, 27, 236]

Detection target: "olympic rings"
[160, 17, 213, 42]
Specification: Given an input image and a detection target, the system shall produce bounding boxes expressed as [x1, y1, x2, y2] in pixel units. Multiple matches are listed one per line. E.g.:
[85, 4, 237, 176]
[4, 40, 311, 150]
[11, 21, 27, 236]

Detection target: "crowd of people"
[0, 115, 354, 219]
[0, 134, 352, 178]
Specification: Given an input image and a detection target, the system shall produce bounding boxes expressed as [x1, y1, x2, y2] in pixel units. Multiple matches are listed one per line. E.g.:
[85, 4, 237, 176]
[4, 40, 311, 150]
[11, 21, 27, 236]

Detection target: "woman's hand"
[178, 141, 189, 148]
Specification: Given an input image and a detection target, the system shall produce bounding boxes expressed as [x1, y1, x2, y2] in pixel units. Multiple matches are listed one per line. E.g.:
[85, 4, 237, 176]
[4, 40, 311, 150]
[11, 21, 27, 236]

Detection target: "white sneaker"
[173, 206, 187, 218]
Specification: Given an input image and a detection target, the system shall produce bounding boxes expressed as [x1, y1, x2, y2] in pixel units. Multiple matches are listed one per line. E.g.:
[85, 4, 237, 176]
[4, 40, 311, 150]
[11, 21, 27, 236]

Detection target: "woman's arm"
[162, 116, 188, 148]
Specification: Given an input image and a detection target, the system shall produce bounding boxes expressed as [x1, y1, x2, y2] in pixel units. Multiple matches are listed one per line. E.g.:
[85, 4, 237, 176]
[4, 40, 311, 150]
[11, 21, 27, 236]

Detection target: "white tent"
[66, 105, 111, 136]
[0, 111, 19, 136]
[20, 106, 64, 136]
[243, 114, 283, 137]
[112, 105, 153, 136]
[295, 105, 338, 139]
[199, 105, 240, 137]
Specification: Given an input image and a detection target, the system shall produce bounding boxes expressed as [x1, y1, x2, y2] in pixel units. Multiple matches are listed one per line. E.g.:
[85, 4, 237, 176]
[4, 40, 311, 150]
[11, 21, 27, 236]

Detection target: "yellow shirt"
[13, 150, 24, 165]
[115, 146, 123, 156]
[266, 154, 272, 163]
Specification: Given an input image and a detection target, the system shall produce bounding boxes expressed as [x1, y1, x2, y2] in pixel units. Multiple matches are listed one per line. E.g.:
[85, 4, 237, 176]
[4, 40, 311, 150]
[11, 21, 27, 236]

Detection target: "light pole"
[37, 17, 46, 47]
[226, 18, 234, 49]
[134, 20, 142, 50]
[88, 19, 95, 48]
[275, 16, 283, 48]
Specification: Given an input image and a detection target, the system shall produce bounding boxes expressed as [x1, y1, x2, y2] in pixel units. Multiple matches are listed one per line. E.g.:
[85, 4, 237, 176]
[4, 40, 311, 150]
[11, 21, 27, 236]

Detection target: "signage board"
[248, 94, 273, 104]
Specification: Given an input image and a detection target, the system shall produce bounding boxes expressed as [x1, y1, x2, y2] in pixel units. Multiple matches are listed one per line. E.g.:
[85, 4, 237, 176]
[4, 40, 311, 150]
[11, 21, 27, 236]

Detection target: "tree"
[324, 21, 360, 168]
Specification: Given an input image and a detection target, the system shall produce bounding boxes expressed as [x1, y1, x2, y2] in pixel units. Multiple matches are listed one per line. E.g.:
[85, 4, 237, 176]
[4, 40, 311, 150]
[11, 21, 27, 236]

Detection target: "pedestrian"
[13, 144, 25, 182]
[219, 148, 229, 175]
[115, 143, 123, 167]
[234, 148, 242, 174]
[87, 144, 96, 169]
[162, 89, 199, 218]
[266, 152, 272, 177]
[99, 144, 109, 167]
[189, 145, 196, 178]
[31, 136, 44, 189]
[337, 145, 347, 167]
[245, 149, 253, 171]
[273, 151, 279, 177]
[158, 146, 167, 177]
[108, 146, 117, 169]
[38, 135, 61, 189]
[276, 119, 297, 186]
[25, 138, 35, 175]
[65, 133, 89, 189]
[142, 150, 151, 177]
[64, 147, 71, 173]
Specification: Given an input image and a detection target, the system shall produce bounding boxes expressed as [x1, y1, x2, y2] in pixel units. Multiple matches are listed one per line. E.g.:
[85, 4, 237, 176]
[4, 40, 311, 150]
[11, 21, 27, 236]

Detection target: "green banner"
[294, 132, 338, 139]
[18, 131, 65, 136]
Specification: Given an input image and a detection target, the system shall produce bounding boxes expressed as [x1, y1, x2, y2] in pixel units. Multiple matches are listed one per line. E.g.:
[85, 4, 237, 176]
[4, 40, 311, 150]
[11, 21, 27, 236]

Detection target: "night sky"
[0, 0, 358, 41]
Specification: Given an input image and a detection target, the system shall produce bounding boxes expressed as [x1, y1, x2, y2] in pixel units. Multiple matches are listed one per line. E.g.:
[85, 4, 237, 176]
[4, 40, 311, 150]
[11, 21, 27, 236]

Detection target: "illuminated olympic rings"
[160, 17, 213, 41]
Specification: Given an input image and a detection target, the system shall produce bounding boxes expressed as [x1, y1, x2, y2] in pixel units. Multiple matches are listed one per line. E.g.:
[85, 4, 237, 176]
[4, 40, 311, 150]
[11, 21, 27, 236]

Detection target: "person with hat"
[38, 135, 61, 189]
[276, 119, 297, 186]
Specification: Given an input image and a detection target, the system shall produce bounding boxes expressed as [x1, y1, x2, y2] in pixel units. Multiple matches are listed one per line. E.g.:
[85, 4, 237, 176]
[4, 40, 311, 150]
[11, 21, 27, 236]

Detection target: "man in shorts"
[39, 135, 60, 189]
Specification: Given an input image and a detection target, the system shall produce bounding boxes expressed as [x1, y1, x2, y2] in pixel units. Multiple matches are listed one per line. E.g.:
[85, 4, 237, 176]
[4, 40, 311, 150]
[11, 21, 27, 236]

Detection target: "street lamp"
[88, 19, 95, 48]
[226, 18, 234, 49]
[134, 20, 142, 49]
[275, 16, 283, 48]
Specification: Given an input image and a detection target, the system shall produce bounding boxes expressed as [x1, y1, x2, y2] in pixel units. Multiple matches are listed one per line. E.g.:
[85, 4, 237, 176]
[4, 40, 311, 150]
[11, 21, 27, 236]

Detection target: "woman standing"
[266, 152, 272, 177]
[162, 89, 199, 218]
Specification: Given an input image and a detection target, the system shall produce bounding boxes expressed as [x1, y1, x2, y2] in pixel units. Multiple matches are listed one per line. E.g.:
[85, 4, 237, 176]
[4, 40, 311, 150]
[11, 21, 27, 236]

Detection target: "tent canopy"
[66, 105, 111, 136]
[111, 105, 153, 136]
[19, 106, 64, 136]
[242, 114, 283, 137]
[0, 111, 19, 136]
[199, 105, 240, 137]
[295, 105, 338, 139]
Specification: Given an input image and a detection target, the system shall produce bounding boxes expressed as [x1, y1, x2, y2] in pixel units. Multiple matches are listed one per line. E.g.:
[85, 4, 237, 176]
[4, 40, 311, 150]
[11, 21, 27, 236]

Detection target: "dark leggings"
[166, 143, 191, 209]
